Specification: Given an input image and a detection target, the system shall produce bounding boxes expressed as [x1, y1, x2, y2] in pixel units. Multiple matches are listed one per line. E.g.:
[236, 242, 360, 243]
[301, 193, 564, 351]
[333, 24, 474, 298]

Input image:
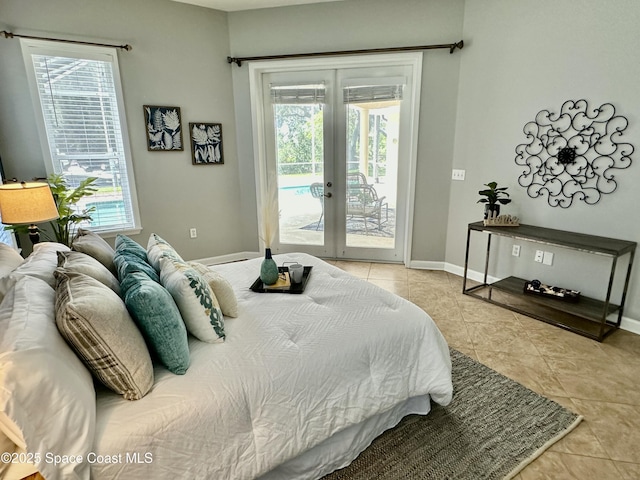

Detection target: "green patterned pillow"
[54, 270, 154, 400]
[159, 256, 225, 343]
[147, 233, 184, 271]
[120, 272, 190, 375]
[189, 262, 238, 318]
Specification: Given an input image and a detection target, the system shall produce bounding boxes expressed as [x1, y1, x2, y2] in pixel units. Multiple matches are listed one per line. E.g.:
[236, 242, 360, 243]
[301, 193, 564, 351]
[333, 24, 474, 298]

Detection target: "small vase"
[484, 204, 500, 220]
[260, 248, 279, 286]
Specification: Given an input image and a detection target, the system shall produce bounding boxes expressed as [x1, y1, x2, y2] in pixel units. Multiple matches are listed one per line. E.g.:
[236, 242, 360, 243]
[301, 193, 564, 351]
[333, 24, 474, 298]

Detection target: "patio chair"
[347, 172, 368, 186]
[346, 183, 388, 233]
[309, 182, 325, 230]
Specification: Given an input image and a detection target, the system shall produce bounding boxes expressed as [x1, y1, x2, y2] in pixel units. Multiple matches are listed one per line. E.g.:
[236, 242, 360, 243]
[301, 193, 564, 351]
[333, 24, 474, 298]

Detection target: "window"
[20, 39, 140, 234]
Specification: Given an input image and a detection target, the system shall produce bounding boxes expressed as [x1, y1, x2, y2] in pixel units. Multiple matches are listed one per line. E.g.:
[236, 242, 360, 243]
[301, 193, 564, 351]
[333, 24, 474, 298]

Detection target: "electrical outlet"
[542, 251, 554, 265]
[451, 169, 466, 181]
[534, 250, 544, 263]
[189, 228, 197, 239]
[512, 245, 520, 257]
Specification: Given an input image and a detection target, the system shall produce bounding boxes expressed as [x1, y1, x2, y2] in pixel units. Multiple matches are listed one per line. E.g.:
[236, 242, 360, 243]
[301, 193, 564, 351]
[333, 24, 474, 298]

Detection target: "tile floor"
[329, 260, 640, 480]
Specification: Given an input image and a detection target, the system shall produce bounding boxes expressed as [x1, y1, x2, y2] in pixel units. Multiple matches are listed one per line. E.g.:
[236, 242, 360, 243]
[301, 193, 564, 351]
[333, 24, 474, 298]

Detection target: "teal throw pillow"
[114, 251, 160, 284]
[115, 234, 149, 262]
[121, 272, 190, 375]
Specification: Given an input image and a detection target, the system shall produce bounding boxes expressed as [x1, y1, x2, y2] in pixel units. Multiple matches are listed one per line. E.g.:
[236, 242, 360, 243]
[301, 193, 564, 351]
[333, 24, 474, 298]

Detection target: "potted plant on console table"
[477, 181, 512, 220]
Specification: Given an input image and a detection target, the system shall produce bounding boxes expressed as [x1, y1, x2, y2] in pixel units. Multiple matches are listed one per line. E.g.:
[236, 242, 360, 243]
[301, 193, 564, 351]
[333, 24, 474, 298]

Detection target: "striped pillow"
[54, 270, 154, 400]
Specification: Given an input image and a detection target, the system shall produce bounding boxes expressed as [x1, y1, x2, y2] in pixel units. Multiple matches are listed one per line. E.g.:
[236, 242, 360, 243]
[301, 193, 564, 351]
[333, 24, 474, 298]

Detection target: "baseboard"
[619, 315, 640, 335]
[192, 251, 260, 266]
[408, 260, 445, 270]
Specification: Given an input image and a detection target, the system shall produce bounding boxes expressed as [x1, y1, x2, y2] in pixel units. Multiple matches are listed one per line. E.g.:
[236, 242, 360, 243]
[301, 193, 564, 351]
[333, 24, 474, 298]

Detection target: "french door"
[254, 54, 421, 263]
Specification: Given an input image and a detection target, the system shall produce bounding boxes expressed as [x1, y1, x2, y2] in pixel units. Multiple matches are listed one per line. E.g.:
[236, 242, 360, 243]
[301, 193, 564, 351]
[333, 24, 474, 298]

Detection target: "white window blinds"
[270, 83, 326, 104]
[343, 77, 405, 104]
[21, 39, 140, 234]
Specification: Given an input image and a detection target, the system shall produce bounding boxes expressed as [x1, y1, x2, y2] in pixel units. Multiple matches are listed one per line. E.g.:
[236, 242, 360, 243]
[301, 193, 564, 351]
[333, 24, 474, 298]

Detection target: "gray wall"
[448, 0, 640, 321]
[3, 0, 638, 325]
[227, 0, 465, 259]
[0, 0, 243, 259]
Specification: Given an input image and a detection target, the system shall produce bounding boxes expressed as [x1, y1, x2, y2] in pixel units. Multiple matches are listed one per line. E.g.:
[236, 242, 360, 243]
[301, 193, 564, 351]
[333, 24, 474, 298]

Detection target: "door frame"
[248, 52, 423, 265]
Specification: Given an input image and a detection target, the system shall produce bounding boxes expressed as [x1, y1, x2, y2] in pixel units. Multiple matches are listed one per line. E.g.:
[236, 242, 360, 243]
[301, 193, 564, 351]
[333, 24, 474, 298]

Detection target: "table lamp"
[0, 181, 59, 244]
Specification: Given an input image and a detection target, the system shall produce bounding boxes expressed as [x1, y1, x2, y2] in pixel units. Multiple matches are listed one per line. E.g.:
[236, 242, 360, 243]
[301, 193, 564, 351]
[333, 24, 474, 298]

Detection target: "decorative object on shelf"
[477, 181, 512, 219]
[1, 174, 98, 246]
[524, 279, 580, 302]
[258, 172, 279, 286]
[189, 122, 224, 165]
[0, 181, 59, 244]
[515, 99, 634, 208]
[483, 213, 520, 227]
[144, 105, 184, 151]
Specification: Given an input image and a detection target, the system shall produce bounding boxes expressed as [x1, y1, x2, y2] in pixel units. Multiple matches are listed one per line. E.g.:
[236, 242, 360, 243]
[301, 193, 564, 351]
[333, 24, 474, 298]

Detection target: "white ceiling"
[171, 0, 345, 12]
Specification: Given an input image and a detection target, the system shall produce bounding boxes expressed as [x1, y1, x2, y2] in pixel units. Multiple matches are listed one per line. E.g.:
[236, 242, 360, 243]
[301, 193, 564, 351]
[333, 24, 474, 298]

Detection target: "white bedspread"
[93, 254, 452, 480]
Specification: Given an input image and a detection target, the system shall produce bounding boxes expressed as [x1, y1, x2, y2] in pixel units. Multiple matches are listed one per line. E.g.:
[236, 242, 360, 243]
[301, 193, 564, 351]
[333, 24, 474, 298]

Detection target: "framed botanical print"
[189, 122, 224, 165]
[143, 105, 184, 151]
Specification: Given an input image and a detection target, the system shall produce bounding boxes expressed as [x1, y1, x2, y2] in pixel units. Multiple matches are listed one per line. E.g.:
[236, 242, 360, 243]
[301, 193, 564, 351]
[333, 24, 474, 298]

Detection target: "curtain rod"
[0, 30, 132, 51]
[227, 40, 463, 67]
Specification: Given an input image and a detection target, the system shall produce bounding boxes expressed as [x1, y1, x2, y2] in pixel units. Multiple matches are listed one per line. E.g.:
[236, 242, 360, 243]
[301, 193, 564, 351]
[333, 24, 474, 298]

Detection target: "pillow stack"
[0, 244, 96, 479]
[0, 232, 239, 477]
[149, 233, 228, 342]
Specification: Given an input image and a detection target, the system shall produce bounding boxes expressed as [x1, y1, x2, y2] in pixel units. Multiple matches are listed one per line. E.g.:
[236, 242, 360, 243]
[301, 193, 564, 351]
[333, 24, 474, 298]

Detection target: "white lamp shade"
[0, 182, 59, 225]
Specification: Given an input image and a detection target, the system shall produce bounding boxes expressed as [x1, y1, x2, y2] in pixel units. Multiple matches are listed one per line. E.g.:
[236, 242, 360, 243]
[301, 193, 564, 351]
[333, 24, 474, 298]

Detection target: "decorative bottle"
[260, 248, 279, 286]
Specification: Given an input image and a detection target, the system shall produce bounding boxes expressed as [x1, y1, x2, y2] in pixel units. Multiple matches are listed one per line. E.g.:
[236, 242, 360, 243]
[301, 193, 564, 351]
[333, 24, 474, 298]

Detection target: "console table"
[462, 221, 636, 341]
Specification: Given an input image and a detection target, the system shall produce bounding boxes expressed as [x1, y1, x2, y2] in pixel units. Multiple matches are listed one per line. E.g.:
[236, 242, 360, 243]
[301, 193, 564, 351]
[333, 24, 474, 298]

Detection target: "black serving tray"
[523, 280, 580, 303]
[250, 266, 312, 294]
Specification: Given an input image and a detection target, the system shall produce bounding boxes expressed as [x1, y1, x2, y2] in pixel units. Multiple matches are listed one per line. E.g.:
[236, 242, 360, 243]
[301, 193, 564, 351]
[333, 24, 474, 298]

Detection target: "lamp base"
[27, 224, 40, 244]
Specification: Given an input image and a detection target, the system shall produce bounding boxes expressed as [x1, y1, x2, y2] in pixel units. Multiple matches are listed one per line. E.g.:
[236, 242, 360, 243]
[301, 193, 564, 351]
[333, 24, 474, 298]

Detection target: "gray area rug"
[323, 349, 582, 480]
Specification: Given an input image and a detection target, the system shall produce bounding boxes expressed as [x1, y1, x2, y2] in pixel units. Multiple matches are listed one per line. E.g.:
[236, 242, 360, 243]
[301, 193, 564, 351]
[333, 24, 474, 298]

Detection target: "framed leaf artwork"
[189, 122, 224, 165]
[143, 105, 184, 151]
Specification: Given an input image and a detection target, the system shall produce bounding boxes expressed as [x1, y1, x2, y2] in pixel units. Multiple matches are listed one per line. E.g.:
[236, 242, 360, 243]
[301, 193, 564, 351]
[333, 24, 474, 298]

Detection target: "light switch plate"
[452, 169, 466, 181]
[543, 251, 554, 265]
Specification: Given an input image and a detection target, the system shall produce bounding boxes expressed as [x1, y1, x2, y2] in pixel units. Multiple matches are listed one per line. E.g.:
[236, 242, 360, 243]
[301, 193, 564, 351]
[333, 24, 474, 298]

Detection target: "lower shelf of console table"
[465, 276, 620, 340]
[463, 222, 636, 342]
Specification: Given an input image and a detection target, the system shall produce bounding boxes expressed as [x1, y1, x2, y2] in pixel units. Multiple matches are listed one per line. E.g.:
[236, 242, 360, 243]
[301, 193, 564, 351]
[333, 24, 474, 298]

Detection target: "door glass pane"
[274, 103, 325, 246]
[345, 101, 399, 248]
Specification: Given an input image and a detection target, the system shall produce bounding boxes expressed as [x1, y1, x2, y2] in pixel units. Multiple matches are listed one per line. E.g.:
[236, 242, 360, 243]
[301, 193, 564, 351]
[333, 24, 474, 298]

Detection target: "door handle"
[324, 192, 332, 198]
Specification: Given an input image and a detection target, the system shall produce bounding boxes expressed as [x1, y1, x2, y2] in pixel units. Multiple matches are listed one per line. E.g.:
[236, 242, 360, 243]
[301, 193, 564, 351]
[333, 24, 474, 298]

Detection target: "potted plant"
[477, 181, 511, 219]
[8, 173, 98, 246]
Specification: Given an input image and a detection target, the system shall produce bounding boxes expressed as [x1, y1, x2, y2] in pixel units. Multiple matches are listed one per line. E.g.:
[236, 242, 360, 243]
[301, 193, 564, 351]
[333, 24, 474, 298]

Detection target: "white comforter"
[93, 254, 452, 480]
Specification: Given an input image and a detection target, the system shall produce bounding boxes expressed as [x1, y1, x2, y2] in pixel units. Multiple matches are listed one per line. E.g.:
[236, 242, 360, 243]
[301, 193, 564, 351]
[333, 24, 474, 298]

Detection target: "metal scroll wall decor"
[514, 99, 633, 208]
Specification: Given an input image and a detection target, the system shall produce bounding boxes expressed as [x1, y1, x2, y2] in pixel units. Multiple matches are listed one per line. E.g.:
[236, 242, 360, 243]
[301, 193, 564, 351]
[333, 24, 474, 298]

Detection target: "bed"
[0, 237, 452, 480]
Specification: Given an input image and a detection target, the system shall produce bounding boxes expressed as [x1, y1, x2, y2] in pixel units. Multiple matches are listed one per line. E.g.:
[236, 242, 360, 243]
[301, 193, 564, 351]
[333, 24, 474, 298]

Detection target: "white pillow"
[71, 228, 116, 275]
[189, 261, 238, 317]
[0, 242, 23, 279]
[56, 250, 120, 295]
[147, 233, 184, 271]
[0, 276, 96, 480]
[159, 256, 225, 343]
[0, 241, 70, 297]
